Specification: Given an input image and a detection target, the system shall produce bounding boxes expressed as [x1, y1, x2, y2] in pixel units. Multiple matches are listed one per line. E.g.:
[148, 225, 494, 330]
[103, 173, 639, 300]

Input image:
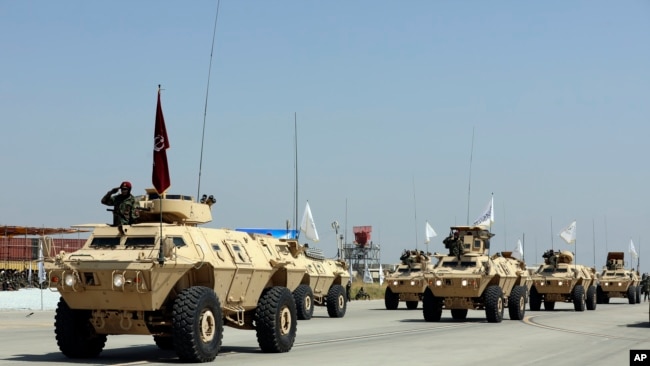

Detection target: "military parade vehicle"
[287, 244, 350, 320]
[384, 249, 434, 310]
[529, 249, 598, 311]
[596, 252, 640, 304]
[44, 189, 307, 363]
[421, 226, 531, 323]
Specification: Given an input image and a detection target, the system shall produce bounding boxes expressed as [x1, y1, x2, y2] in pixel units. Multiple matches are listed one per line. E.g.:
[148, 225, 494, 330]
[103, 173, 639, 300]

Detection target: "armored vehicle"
[421, 226, 531, 323]
[288, 244, 350, 320]
[384, 249, 434, 310]
[529, 249, 598, 311]
[596, 252, 640, 304]
[44, 190, 307, 363]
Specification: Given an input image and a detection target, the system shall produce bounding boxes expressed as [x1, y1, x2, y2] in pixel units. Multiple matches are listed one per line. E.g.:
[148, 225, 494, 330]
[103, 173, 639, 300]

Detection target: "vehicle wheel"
[529, 286, 542, 311]
[293, 284, 314, 320]
[573, 284, 585, 311]
[586, 285, 597, 311]
[153, 335, 174, 350]
[326, 284, 347, 318]
[628, 285, 637, 305]
[172, 286, 223, 362]
[54, 297, 107, 358]
[422, 288, 442, 322]
[451, 309, 468, 320]
[596, 285, 605, 304]
[406, 301, 418, 310]
[255, 286, 297, 353]
[384, 287, 400, 310]
[508, 285, 527, 320]
[544, 301, 555, 311]
[484, 285, 504, 323]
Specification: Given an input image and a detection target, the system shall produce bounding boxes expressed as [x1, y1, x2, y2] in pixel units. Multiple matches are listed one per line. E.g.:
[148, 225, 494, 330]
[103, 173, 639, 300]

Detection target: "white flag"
[513, 239, 523, 260]
[379, 263, 385, 285]
[37, 239, 46, 284]
[363, 263, 373, 283]
[473, 196, 494, 227]
[425, 221, 437, 243]
[630, 239, 639, 260]
[559, 220, 577, 245]
[300, 201, 319, 242]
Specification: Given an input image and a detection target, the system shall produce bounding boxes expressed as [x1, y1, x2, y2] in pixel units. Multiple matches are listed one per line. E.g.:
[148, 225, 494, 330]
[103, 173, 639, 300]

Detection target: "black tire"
[422, 288, 442, 322]
[54, 297, 107, 358]
[586, 285, 597, 311]
[384, 287, 400, 310]
[326, 284, 347, 318]
[406, 301, 418, 310]
[596, 285, 605, 304]
[529, 286, 542, 311]
[544, 301, 555, 311]
[153, 335, 174, 350]
[255, 286, 297, 353]
[172, 286, 223, 363]
[484, 285, 504, 323]
[508, 285, 527, 320]
[628, 285, 637, 305]
[573, 284, 585, 312]
[293, 284, 314, 320]
[451, 308, 468, 320]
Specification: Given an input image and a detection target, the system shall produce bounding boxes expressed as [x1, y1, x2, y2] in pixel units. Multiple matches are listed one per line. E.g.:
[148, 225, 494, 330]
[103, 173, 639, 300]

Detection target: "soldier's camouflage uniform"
[101, 192, 139, 226]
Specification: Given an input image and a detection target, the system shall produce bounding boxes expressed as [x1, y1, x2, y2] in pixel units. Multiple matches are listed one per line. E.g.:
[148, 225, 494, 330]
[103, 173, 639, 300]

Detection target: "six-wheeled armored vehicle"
[45, 189, 307, 363]
[384, 249, 434, 310]
[422, 226, 531, 323]
[597, 252, 640, 304]
[529, 249, 598, 311]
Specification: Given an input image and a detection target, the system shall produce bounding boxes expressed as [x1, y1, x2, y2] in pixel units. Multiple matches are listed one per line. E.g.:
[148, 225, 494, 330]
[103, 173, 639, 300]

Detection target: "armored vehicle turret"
[384, 249, 434, 310]
[421, 226, 531, 323]
[529, 249, 597, 311]
[596, 252, 640, 304]
[44, 189, 307, 363]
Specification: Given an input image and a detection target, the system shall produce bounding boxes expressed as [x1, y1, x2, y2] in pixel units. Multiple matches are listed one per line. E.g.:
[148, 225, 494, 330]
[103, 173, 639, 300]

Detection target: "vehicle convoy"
[44, 189, 308, 363]
[596, 252, 640, 304]
[529, 249, 598, 311]
[384, 249, 434, 310]
[421, 226, 531, 323]
[288, 245, 350, 320]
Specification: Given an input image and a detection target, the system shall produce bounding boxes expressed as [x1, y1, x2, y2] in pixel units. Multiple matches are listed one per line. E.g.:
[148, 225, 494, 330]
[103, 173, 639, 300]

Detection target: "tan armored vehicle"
[44, 190, 308, 363]
[384, 249, 433, 310]
[529, 249, 597, 311]
[596, 252, 640, 304]
[288, 245, 350, 320]
[422, 226, 531, 323]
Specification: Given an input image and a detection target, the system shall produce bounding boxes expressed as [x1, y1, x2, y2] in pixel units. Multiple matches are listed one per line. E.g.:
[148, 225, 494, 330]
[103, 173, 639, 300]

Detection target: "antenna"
[466, 126, 475, 225]
[413, 176, 418, 250]
[293, 112, 298, 233]
[197, 0, 221, 199]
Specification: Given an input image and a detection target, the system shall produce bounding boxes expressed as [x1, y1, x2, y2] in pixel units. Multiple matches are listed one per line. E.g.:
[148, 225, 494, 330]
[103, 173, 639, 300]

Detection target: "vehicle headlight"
[64, 274, 76, 287]
[435, 279, 442, 286]
[410, 280, 417, 286]
[113, 274, 125, 288]
[392, 280, 398, 286]
[539, 281, 545, 286]
[604, 282, 609, 286]
[617, 282, 622, 286]
[558, 281, 563, 286]
[461, 279, 468, 287]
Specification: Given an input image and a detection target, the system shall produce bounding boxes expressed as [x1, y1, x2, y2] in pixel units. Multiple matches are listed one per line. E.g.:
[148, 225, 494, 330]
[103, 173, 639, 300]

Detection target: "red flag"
[152, 88, 170, 194]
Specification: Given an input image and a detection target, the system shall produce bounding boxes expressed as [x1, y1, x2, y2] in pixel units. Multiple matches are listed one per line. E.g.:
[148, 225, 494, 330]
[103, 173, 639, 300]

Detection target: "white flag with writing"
[300, 201, 319, 242]
[630, 239, 639, 260]
[379, 263, 385, 285]
[425, 221, 437, 243]
[473, 196, 494, 227]
[559, 220, 577, 245]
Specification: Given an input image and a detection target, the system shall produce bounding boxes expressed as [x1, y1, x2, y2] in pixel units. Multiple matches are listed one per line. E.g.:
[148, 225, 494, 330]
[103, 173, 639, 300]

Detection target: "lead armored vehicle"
[596, 252, 640, 304]
[422, 226, 531, 323]
[44, 190, 306, 363]
[529, 249, 597, 311]
[384, 249, 434, 310]
[288, 244, 350, 320]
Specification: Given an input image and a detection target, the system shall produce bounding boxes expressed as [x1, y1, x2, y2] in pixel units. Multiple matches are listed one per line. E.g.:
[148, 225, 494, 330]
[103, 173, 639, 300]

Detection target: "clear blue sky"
[2, 1, 649, 272]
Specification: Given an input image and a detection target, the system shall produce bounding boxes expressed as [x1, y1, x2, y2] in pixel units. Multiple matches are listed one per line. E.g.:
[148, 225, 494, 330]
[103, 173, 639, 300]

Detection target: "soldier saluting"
[101, 181, 139, 227]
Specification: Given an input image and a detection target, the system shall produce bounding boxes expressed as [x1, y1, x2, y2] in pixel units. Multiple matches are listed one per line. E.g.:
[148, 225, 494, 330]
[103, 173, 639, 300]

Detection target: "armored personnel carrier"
[44, 189, 307, 363]
[596, 252, 640, 304]
[288, 244, 350, 320]
[529, 249, 597, 311]
[421, 226, 531, 323]
[384, 249, 434, 310]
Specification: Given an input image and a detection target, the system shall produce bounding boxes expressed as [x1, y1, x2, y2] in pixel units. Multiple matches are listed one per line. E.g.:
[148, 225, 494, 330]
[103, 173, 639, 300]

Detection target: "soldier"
[643, 273, 650, 302]
[346, 280, 352, 302]
[101, 181, 139, 227]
